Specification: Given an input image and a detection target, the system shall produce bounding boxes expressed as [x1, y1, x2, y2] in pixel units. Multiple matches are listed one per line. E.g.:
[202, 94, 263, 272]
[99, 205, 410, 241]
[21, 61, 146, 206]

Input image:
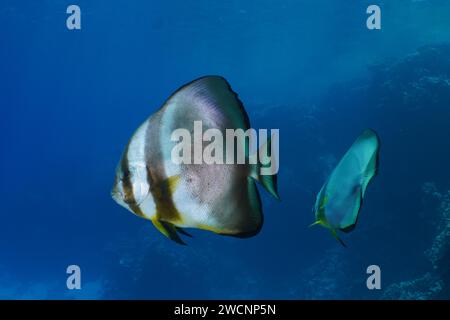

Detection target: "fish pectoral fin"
[308, 218, 347, 247]
[151, 218, 186, 245]
[320, 195, 329, 210]
[165, 175, 180, 194]
[308, 220, 322, 228]
[153, 175, 181, 197]
[329, 228, 347, 248]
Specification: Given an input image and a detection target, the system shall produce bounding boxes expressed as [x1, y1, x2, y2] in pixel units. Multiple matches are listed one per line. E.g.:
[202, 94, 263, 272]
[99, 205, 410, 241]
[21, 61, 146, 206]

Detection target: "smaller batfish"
[310, 129, 380, 246]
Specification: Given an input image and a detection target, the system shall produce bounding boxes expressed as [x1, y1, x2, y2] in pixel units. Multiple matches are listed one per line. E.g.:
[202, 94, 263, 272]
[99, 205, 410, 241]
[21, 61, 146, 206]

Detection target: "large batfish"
[111, 76, 279, 244]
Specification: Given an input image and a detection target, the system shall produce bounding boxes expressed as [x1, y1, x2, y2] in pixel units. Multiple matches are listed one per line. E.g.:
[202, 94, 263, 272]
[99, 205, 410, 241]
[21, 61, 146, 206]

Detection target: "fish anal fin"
[151, 218, 186, 245]
[196, 223, 228, 234]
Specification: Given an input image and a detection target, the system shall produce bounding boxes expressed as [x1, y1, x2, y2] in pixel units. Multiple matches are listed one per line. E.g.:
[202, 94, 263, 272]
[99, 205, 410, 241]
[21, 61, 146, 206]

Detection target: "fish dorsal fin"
[159, 76, 252, 167]
[162, 76, 251, 130]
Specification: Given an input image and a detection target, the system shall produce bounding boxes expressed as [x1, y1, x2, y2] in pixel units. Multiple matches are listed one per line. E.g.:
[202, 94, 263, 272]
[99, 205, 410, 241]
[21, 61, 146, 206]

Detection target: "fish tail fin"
[258, 173, 280, 200]
[329, 228, 347, 248]
[151, 218, 186, 245]
[250, 135, 280, 200]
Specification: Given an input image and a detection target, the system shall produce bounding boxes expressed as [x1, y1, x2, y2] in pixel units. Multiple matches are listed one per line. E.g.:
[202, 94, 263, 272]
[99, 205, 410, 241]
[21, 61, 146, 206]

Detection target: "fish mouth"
[110, 187, 118, 199]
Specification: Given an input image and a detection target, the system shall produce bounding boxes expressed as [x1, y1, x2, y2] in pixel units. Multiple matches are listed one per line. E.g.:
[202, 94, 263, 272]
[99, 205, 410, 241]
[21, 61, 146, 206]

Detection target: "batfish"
[111, 76, 279, 244]
[310, 129, 380, 246]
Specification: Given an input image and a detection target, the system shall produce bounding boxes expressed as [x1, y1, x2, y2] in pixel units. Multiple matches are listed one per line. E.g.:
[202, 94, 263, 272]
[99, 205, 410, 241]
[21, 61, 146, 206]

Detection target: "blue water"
[1, 0, 450, 299]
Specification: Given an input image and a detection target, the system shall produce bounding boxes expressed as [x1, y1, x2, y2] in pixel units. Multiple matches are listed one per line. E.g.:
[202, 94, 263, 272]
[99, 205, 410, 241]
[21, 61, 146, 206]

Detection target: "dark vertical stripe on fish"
[121, 143, 145, 218]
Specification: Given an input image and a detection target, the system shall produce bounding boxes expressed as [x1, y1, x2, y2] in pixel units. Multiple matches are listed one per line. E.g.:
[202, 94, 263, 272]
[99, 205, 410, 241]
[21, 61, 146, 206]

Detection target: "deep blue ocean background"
[1, 0, 450, 299]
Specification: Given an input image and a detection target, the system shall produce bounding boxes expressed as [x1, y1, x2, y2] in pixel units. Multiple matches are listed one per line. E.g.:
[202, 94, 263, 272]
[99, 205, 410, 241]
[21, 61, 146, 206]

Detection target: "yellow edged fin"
[151, 217, 170, 238]
[308, 219, 347, 247]
[151, 217, 186, 245]
[320, 195, 329, 210]
[308, 220, 322, 228]
[165, 175, 180, 194]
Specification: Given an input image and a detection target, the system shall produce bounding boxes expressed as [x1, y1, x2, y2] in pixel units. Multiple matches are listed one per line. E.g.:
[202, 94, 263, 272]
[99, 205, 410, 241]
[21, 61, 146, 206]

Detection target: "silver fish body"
[112, 76, 279, 244]
[311, 129, 380, 246]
